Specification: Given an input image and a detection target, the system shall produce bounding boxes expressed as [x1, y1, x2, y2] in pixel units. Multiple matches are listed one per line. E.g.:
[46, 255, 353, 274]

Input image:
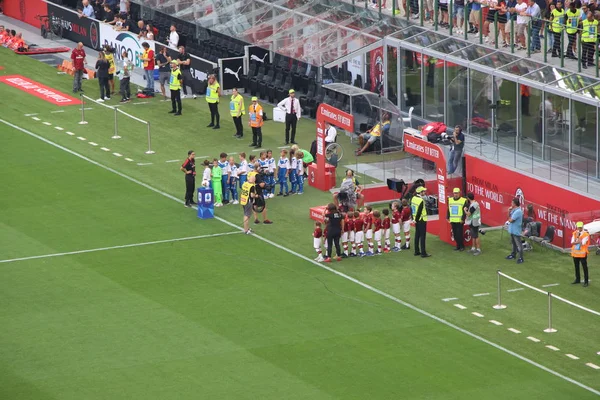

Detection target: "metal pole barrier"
[494, 13, 499, 49]
[544, 292, 558, 333]
[112, 107, 121, 139]
[407, 0, 411, 21]
[449, 1, 454, 35]
[434, 0, 438, 29]
[145, 121, 155, 154]
[560, 30, 565, 68]
[543, 24, 548, 62]
[578, 31, 582, 72]
[510, 19, 515, 53]
[379, 0, 382, 17]
[393, 0, 397, 15]
[79, 93, 88, 125]
[493, 270, 507, 309]
[464, 5, 468, 40]
[596, 35, 599, 78]
[420, 0, 424, 26]
[527, 20, 531, 58]
[479, 7, 483, 44]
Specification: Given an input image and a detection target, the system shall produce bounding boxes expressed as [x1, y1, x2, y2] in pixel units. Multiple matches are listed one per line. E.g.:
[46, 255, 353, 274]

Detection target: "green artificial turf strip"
[2, 48, 600, 397]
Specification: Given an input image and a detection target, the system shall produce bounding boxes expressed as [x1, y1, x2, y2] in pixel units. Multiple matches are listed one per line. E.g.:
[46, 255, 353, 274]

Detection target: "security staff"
[571, 221, 590, 287]
[447, 187, 467, 251]
[582, 11, 598, 69]
[169, 61, 183, 116]
[206, 74, 221, 129]
[230, 88, 245, 138]
[240, 171, 257, 234]
[565, 3, 579, 59]
[550, 2, 565, 58]
[248, 96, 263, 148]
[180, 150, 196, 207]
[411, 186, 431, 258]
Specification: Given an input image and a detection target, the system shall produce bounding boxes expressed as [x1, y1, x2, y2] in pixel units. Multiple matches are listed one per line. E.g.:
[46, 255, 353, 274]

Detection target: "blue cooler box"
[197, 187, 214, 219]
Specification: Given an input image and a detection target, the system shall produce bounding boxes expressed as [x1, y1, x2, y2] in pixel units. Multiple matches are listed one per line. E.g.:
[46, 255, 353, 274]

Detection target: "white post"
[112, 107, 121, 139]
[544, 292, 558, 333]
[78, 94, 88, 125]
[145, 121, 155, 154]
[493, 270, 507, 309]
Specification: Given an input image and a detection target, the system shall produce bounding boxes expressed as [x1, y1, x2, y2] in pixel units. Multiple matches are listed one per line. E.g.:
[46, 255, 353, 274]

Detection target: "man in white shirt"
[277, 89, 301, 145]
[168, 25, 179, 49]
[515, 0, 529, 50]
[324, 122, 337, 144]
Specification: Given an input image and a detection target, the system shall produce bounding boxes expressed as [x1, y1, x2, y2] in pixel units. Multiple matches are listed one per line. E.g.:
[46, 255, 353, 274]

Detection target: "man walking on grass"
[71, 42, 86, 93]
[119, 50, 133, 103]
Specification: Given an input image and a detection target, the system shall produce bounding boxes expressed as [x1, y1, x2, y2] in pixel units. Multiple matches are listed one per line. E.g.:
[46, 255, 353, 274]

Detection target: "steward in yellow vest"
[169, 62, 183, 115]
[206, 74, 221, 129]
[571, 222, 590, 286]
[550, 4, 565, 57]
[582, 12, 599, 68]
[230, 88, 245, 138]
[447, 188, 467, 251]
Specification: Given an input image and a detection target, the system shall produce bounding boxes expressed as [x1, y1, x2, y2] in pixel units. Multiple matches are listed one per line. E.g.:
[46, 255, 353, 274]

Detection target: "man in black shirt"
[177, 46, 196, 99]
[180, 150, 196, 207]
[324, 203, 345, 262]
[252, 162, 273, 224]
[155, 46, 171, 99]
[103, 4, 116, 24]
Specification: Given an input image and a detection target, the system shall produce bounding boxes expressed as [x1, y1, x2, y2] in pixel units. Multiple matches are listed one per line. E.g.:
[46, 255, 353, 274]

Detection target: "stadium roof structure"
[132, 0, 407, 67]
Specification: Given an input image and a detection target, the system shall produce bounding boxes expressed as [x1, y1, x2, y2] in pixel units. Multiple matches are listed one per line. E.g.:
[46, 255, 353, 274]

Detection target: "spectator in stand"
[79, 0, 96, 19]
[95, 51, 110, 102]
[136, 20, 146, 37]
[469, 0, 481, 34]
[119, 0, 129, 15]
[514, 0, 529, 50]
[525, 0, 542, 52]
[145, 24, 155, 40]
[455, 0, 466, 33]
[168, 24, 179, 49]
[71, 42, 86, 93]
[177, 46, 195, 98]
[156, 46, 171, 100]
[140, 42, 155, 92]
[105, 0, 118, 12]
[117, 14, 132, 31]
[103, 4, 116, 24]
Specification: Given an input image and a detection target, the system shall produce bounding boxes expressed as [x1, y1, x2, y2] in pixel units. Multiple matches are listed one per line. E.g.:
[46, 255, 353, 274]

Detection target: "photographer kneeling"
[241, 166, 273, 232]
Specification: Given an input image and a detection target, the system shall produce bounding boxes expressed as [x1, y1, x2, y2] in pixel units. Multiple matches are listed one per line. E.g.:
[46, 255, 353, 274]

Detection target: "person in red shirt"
[353, 211, 365, 256]
[341, 213, 353, 257]
[71, 42, 86, 93]
[391, 201, 402, 251]
[346, 213, 356, 257]
[382, 208, 391, 253]
[372, 210, 383, 255]
[400, 198, 412, 249]
[313, 222, 324, 262]
[363, 205, 374, 255]
[140, 42, 155, 92]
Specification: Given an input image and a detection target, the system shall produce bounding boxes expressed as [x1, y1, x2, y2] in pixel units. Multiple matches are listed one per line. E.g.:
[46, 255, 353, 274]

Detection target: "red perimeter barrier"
[4, 0, 46, 29]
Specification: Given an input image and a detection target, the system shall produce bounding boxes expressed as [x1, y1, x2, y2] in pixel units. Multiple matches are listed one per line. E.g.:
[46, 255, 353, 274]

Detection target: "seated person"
[356, 112, 391, 156]
[103, 4, 116, 25]
[333, 169, 364, 211]
[2, 29, 15, 47]
[9, 33, 27, 51]
[324, 121, 337, 144]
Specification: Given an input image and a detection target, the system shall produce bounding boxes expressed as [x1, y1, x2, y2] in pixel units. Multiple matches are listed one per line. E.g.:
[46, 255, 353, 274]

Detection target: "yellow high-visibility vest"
[582, 19, 599, 43]
[206, 81, 220, 103]
[230, 94, 244, 117]
[169, 69, 181, 91]
[551, 9, 565, 33]
[411, 196, 427, 222]
[448, 197, 467, 223]
[565, 10, 579, 34]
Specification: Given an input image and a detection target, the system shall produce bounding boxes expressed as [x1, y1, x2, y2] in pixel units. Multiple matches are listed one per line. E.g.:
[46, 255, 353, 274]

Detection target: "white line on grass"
[66, 131, 75, 136]
[454, 304, 467, 310]
[527, 336, 541, 343]
[0, 232, 242, 264]
[489, 320, 503, 326]
[51, 110, 65, 114]
[473, 293, 490, 297]
[587, 363, 600, 370]
[124, 158, 134, 162]
[566, 354, 580, 360]
[507, 288, 525, 292]
[252, 148, 265, 152]
[100, 147, 110, 152]
[25, 113, 38, 116]
[165, 160, 181, 163]
[112, 153, 123, 157]
[31, 117, 41, 121]
[3, 118, 599, 397]
[77, 137, 87, 141]
[471, 312, 484, 318]
[508, 328, 521, 334]
[88, 142, 98, 146]
[84, 107, 93, 110]
[137, 162, 153, 166]
[43, 122, 52, 126]
[278, 146, 290, 149]
[546, 345, 560, 351]
[54, 126, 64, 131]
[542, 283, 560, 288]
[132, 101, 149, 105]
[442, 297, 458, 302]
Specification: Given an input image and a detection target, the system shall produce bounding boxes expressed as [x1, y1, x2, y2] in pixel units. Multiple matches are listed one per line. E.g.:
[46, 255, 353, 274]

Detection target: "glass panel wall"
[518, 85, 543, 159]
[423, 54, 444, 122]
[387, 45, 398, 107]
[446, 63, 468, 128]
[399, 49, 422, 116]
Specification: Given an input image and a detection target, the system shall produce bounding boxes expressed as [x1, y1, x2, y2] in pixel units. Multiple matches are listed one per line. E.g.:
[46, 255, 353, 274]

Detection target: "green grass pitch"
[1, 47, 599, 399]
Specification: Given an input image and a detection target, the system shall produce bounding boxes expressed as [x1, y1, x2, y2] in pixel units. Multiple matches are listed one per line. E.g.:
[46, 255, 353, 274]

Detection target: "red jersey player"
[400, 198, 412, 249]
[372, 210, 383, 255]
[363, 205, 374, 255]
[313, 222, 324, 262]
[353, 211, 365, 256]
[382, 208, 392, 253]
[391, 201, 402, 251]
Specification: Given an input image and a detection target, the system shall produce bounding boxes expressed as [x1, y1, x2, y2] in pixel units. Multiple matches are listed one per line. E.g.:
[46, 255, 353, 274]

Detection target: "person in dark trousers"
[277, 89, 301, 145]
[411, 186, 431, 257]
[323, 203, 345, 262]
[571, 221, 590, 287]
[248, 96, 264, 148]
[506, 197, 524, 264]
[95, 51, 110, 102]
[206, 74, 221, 129]
[169, 61, 183, 116]
[181, 150, 196, 207]
[177, 46, 196, 98]
[447, 187, 467, 251]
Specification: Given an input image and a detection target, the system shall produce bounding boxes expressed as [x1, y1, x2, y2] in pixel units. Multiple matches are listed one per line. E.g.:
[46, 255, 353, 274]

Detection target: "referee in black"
[181, 150, 196, 207]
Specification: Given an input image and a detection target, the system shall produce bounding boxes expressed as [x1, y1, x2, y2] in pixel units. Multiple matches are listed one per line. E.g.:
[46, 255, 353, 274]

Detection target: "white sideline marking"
[471, 312, 484, 318]
[132, 101, 149, 105]
[77, 137, 87, 141]
[229, 152, 238, 155]
[507, 288, 525, 292]
[31, 117, 41, 121]
[587, 363, 600, 370]
[278, 146, 290, 149]
[112, 152, 123, 157]
[454, 304, 467, 310]
[527, 336, 541, 343]
[43, 122, 52, 125]
[137, 162, 153, 166]
[252, 148, 265, 152]
[546, 345, 560, 351]
[473, 293, 490, 297]
[84, 107, 93, 110]
[566, 354, 580, 360]
[4, 118, 600, 398]
[25, 113, 38, 117]
[54, 126, 64, 131]
[88, 142, 98, 146]
[0, 232, 242, 264]
[489, 320, 503, 326]
[442, 297, 458, 302]
[124, 158, 134, 162]
[50, 110, 65, 114]
[165, 159, 180, 163]
[100, 147, 110, 152]
[508, 328, 521, 334]
[542, 283, 560, 288]
[66, 131, 75, 136]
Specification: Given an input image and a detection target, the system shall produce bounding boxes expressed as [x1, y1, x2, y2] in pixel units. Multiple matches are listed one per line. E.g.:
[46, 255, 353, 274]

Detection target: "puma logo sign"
[225, 66, 242, 81]
[250, 53, 269, 63]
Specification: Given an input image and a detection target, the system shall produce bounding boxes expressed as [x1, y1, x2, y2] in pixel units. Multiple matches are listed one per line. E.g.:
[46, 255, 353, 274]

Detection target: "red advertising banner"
[4, 0, 46, 29]
[308, 104, 354, 191]
[465, 155, 600, 246]
[0, 75, 81, 106]
[403, 132, 452, 245]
